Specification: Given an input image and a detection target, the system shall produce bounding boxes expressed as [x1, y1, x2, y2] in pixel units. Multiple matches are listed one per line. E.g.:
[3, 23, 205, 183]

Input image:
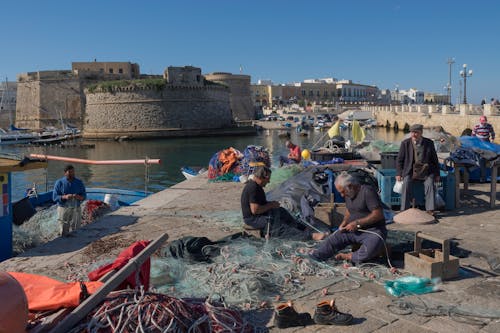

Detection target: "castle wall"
[15, 71, 83, 129]
[204, 73, 254, 121]
[84, 85, 232, 137]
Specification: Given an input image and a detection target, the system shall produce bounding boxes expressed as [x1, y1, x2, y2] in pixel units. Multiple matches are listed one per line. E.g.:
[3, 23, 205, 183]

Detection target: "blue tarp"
[460, 136, 500, 154]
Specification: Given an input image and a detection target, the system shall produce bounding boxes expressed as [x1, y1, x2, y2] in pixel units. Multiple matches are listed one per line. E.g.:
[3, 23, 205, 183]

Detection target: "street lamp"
[459, 64, 473, 104]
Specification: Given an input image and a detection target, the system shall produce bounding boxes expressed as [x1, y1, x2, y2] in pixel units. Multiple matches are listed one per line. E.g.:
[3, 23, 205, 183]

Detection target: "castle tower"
[204, 72, 253, 121]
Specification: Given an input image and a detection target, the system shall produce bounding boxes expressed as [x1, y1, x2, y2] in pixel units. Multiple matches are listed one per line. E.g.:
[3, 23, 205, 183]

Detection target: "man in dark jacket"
[396, 124, 440, 214]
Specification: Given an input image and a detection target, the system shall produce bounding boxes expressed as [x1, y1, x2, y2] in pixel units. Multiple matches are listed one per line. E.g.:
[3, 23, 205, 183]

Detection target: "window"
[118, 68, 123, 74]
[109, 68, 114, 74]
[302, 90, 306, 96]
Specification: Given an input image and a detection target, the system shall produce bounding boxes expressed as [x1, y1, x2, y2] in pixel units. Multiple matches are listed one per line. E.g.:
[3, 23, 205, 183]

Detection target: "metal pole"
[447, 58, 454, 105]
[463, 67, 467, 104]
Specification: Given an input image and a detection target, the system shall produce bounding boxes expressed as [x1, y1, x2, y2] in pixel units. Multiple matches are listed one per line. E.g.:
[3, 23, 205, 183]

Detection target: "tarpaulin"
[9, 272, 103, 311]
[88, 240, 151, 290]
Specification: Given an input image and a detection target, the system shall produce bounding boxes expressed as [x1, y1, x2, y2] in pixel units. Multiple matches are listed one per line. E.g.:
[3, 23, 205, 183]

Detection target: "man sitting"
[279, 140, 302, 167]
[241, 166, 305, 237]
[309, 171, 387, 264]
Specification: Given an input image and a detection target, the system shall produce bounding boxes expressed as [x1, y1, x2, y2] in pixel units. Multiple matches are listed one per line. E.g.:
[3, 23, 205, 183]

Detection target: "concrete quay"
[0, 173, 499, 332]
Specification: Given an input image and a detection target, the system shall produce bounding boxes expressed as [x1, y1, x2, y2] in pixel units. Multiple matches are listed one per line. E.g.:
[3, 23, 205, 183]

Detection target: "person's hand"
[63, 194, 74, 200]
[270, 201, 280, 209]
[395, 175, 402, 182]
[343, 221, 359, 232]
[74, 194, 84, 201]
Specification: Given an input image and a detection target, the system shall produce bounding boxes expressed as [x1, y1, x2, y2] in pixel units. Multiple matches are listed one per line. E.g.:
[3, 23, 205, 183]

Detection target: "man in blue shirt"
[53, 164, 86, 236]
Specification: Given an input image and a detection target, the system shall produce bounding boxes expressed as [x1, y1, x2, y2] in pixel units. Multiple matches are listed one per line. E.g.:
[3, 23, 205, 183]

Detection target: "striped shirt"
[472, 123, 495, 142]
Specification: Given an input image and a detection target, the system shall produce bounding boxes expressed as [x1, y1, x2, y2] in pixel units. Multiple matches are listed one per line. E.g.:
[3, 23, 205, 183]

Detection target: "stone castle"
[15, 62, 253, 138]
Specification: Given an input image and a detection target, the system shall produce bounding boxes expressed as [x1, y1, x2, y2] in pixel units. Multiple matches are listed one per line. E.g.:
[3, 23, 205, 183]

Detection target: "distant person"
[279, 140, 301, 167]
[53, 164, 86, 236]
[396, 124, 440, 214]
[481, 99, 486, 106]
[241, 166, 306, 237]
[472, 115, 495, 142]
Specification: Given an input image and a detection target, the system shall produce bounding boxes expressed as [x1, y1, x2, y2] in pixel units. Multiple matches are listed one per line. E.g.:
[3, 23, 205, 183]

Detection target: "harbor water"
[1, 127, 406, 201]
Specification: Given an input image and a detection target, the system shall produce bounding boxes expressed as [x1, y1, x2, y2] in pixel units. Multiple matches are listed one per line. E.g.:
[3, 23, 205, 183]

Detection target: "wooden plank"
[48, 233, 169, 333]
[491, 165, 498, 208]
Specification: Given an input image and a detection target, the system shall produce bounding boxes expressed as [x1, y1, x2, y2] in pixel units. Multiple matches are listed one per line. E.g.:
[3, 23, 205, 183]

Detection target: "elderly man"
[472, 115, 495, 142]
[396, 124, 440, 213]
[309, 171, 387, 263]
[279, 140, 301, 167]
[241, 166, 305, 237]
[53, 164, 87, 236]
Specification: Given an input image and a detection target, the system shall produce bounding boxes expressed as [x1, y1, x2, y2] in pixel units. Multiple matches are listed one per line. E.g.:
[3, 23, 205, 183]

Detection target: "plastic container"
[380, 152, 399, 169]
[104, 194, 119, 211]
[376, 169, 455, 210]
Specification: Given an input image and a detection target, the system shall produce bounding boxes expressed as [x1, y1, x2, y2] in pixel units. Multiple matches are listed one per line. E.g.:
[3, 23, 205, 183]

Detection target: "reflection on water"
[2, 128, 406, 201]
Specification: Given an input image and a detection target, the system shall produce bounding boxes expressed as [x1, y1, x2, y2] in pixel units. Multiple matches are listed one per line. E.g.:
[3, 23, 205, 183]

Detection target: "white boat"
[181, 166, 207, 179]
[0, 128, 38, 144]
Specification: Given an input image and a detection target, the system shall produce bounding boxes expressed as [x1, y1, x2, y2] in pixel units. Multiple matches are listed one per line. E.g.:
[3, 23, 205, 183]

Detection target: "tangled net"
[68, 289, 266, 333]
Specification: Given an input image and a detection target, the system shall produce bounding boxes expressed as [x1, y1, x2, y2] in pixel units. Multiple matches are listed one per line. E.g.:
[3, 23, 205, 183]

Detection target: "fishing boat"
[181, 166, 207, 179]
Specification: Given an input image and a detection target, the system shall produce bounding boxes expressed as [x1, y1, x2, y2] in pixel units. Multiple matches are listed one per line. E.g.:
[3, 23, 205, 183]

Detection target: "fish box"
[314, 202, 346, 227]
[404, 232, 459, 280]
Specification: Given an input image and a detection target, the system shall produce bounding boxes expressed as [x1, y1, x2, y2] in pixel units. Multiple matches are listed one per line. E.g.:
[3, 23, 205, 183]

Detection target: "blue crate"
[376, 169, 455, 210]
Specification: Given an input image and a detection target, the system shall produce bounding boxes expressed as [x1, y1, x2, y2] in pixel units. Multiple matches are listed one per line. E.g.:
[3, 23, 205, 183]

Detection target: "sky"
[1, 0, 499, 104]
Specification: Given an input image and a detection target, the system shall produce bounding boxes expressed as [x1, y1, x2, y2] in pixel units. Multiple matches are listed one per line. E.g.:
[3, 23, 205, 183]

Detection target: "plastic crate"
[311, 151, 355, 161]
[376, 169, 455, 210]
[380, 152, 399, 169]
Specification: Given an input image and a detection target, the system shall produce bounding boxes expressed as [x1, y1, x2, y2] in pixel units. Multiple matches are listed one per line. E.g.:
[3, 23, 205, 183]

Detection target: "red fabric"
[9, 272, 103, 311]
[88, 240, 151, 290]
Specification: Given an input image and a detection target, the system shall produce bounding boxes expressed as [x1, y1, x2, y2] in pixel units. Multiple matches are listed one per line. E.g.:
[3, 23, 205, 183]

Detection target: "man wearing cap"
[396, 124, 440, 214]
[472, 116, 495, 142]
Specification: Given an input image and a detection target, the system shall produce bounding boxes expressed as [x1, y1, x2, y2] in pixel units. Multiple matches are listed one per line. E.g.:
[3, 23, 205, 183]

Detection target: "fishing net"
[68, 289, 266, 333]
[12, 200, 110, 255]
[150, 235, 397, 309]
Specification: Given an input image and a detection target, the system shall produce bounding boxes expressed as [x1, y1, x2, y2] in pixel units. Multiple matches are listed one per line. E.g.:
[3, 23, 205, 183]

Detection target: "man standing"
[309, 171, 386, 263]
[241, 166, 304, 237]
[53, 164, 86, 236]
[396, 124, 440, 214]
[472, 115, 495, 142]
[279, 140, 301, 167]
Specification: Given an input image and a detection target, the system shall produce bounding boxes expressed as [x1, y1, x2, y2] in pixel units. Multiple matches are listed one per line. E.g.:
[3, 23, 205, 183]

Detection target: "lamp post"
[460, 64, 473, 104]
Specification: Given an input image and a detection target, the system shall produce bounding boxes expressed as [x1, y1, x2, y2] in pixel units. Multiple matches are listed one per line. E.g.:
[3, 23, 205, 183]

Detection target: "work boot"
[273, 301, 312, 328]
[313, 299, 353, 325]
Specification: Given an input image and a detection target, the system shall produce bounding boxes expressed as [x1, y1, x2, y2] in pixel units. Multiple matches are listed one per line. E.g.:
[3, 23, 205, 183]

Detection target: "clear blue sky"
[1, 0, 498, 104]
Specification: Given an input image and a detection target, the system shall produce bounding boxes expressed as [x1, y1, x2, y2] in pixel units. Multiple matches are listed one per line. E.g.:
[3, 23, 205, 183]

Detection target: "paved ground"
[1, 170, 499, 332]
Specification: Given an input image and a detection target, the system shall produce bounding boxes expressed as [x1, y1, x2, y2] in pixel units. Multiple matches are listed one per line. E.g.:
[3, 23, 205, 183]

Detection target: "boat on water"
[181, 166, 207, 179]
[0, 128, 38, 144]
[13, 186, 149, 226]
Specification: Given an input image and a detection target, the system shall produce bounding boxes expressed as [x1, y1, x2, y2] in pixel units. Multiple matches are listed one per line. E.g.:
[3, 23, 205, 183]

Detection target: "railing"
[29, 154, 161, 195]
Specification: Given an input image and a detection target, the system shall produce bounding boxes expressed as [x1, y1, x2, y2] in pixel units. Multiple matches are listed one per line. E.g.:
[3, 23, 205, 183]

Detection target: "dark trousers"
[244, 207, 305, 236]
[310, 227, 387, 264]
[401, 174, 435, 211]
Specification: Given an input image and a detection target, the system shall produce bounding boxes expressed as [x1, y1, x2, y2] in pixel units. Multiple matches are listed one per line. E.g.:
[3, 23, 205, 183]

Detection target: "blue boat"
[12, 187, 149, 226]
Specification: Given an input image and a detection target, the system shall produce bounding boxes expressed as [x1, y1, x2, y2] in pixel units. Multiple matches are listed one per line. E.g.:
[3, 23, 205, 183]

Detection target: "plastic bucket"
[104, 194, 119, 210]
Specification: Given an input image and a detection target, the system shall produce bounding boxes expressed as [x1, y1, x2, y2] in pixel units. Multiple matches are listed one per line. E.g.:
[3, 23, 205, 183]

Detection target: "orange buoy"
[0, 272, 28, 333]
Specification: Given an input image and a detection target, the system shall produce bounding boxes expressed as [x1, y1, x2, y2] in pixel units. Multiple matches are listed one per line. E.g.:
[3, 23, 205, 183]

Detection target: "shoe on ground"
[313, 299, 353, 325]
[274, 301, 312, 328]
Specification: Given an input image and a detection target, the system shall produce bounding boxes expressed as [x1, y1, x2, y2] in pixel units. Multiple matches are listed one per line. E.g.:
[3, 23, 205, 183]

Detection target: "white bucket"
[104, 194, 119, 211]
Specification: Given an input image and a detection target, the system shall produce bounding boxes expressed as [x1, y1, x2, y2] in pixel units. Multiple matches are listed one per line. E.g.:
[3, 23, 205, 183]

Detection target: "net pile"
[68, 289, 266, 333]
[12, 200, 110, 255]
[151, 237, 398, 309]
